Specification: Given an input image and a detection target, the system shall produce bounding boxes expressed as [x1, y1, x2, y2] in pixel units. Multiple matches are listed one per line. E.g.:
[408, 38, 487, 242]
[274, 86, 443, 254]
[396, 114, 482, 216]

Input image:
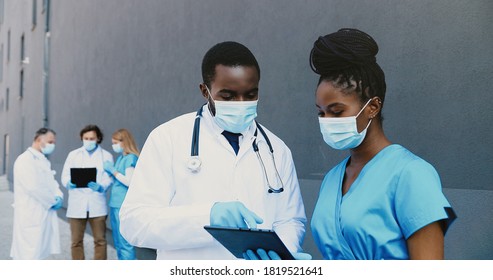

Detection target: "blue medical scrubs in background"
[311, 144, 456, 259]
[109, 153, 138, 260]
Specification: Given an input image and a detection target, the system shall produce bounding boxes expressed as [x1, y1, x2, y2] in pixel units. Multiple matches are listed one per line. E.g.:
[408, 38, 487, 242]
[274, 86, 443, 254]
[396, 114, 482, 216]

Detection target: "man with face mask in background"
[11, 128, 64, 260]
[61, 124, 113, 260]
[120, 41, 308, 260]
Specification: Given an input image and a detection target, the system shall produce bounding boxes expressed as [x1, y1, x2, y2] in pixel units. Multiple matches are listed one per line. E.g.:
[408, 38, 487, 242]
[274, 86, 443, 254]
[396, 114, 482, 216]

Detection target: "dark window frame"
[6, 29, 10, 62]
[19, 70, 24, 100]
[5, 87, 9, 111]
[20, 33, 25, 63]
[32, 0, 37, 30]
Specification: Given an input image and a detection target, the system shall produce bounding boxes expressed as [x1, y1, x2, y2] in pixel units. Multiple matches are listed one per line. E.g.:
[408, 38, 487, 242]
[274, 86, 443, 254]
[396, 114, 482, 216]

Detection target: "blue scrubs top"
[109, 153, 138, 208]
[311, 144, 456, 260]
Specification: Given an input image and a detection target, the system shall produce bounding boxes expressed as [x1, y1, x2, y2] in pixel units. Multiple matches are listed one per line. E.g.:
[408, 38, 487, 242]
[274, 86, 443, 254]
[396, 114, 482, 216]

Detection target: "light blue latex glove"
[87, 181, 104, 193]
[103, 161, 116, 175]
[51, 196, 63, 210]
[66, 181, 76, 189]
[210, 201, 264, 229]
[243, 249, 312, 260]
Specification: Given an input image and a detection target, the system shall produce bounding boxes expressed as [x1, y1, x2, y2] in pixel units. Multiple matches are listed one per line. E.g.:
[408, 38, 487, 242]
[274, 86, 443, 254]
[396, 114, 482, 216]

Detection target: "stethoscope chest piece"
[188, 156, 202, 173]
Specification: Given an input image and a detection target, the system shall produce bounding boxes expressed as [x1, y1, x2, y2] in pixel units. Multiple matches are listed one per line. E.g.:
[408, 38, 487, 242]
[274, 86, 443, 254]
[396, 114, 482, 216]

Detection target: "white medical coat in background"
[61, 146, 113, 218]
[120, 105, 306, 259]
[10, 148, 64, 260]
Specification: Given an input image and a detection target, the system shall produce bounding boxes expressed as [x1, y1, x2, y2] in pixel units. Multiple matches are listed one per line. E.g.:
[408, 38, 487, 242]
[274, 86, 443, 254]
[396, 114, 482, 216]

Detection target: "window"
[5, 88, 8, 111]
[0, 0, 4, 25]
[19, 70, 24, 99]
[20, 34, 25, 62]
[2, 134, 10, 175]
[32, 0, 37, 29]
[0, 44, 3, 82]
[6, 30, 10, 62]
[42, 0, 47, 14]
[43, 0, 50, 32]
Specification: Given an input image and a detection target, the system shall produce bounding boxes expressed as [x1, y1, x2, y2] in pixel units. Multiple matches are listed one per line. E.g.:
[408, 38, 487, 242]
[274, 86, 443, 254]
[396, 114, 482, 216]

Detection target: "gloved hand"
[103, 161, 116, 175]
[244, 249, 280, 260]
[243, 249, 312, 260]
[66, 181, 76, 189]
[291, 252, 313, 260]
[210, 201, 263, 229]
[51, 196, 63, 210]
[87, 181, 104, 193]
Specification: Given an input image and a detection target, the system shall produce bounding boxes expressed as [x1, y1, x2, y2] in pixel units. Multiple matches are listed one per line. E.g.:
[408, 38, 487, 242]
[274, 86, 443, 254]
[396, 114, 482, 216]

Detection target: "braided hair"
[309, 28, 386, 105]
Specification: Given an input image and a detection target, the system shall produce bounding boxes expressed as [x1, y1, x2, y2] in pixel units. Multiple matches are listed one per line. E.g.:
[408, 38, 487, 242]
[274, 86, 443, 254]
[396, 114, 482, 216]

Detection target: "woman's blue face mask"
[319, 99, 372, 150]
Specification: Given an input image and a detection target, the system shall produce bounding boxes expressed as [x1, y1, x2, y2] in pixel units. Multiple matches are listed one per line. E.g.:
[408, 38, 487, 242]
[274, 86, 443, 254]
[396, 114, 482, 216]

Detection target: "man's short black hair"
[201, 41, 260, 87]
[80, 124, 104, 144]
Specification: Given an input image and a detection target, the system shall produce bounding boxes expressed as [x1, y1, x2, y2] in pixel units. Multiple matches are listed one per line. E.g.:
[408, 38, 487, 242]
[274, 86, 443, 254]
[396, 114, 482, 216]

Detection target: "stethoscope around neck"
[188, 105, 284, 194]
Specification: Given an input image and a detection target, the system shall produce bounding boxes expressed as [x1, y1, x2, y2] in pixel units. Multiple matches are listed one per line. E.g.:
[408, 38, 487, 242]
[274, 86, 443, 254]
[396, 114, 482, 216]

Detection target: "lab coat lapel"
[28, 148, 50, 172]
[236, 133, 255, 161]
[235, 121, 259, 161]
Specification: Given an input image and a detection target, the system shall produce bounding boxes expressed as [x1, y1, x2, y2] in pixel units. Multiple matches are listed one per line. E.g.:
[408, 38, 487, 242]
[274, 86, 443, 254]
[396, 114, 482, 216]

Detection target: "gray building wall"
[0, 0, 492, 259]
[0, 0, 49, 178]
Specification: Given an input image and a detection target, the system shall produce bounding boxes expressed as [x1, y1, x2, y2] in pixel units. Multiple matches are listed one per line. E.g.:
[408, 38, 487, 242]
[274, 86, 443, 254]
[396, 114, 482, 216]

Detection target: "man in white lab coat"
[61, 124, 113, 260]
[120, 41, 308, 260]
[10, 128, 64, 260]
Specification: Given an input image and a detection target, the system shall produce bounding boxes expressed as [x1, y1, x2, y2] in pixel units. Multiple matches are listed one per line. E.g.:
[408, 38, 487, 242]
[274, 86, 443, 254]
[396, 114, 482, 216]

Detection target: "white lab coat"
[10, 148, 64, 260]
[120, 105, 306, 259]
[61, 146, 113, 218]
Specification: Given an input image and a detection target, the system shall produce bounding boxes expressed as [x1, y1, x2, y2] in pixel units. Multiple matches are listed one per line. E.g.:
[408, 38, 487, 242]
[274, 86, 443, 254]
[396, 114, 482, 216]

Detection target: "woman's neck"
[349, 122, 391, 166]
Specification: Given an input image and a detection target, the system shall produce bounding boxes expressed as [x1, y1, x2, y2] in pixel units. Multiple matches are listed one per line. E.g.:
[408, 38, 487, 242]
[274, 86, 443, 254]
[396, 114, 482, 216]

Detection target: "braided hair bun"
[309, 28, 386, 102]
[310, 28, 378, 73]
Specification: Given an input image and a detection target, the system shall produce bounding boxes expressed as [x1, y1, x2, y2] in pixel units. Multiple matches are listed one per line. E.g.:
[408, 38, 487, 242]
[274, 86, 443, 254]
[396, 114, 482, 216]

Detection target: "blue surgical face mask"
[83, 140, 97, 152]
[319, 99, 372, 150]
[112, 143, 123, 154]
[41, 143, 56, 155]
[206, 86, 258, 133]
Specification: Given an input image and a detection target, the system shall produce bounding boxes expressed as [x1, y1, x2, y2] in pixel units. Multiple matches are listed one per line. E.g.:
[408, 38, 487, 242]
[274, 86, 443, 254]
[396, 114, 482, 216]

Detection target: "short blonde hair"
[112, 129, 140, 156]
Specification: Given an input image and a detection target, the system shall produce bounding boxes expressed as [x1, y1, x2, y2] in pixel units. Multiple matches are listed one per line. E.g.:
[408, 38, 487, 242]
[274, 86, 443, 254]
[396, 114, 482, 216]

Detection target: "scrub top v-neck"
[311, 144, 456, 260]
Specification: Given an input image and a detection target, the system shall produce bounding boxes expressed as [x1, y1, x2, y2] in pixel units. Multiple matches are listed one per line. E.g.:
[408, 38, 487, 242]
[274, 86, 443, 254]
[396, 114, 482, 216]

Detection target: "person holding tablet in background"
[61, 124, 113, 260]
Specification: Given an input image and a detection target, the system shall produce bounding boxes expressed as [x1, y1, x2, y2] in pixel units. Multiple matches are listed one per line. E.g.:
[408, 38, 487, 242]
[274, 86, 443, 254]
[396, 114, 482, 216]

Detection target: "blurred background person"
[103, 128, 140, 260]
[61, 124, 113, 260]
[10, 128, 64, 260]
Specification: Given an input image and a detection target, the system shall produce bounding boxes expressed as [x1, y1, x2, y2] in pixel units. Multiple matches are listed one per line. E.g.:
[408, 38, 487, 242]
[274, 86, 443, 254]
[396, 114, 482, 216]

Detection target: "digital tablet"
[204, 225, 294, 260]
[70, 167, 97, 188]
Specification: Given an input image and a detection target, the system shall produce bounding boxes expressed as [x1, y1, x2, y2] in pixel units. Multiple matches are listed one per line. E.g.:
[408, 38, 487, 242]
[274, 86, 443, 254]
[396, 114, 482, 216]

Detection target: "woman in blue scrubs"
[309, 28, 456, 259]
[103, 128, 140, 260]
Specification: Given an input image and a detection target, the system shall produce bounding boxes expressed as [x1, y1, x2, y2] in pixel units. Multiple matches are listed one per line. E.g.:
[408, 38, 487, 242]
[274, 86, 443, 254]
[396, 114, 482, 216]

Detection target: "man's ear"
[199, 83, 208, 100]
[200, 83, 216, 116]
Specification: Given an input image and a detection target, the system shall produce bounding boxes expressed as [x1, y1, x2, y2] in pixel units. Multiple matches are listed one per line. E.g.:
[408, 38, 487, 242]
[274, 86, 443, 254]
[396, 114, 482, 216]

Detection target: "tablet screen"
[204, 225, 294, 260]
[70, 167, 97, 188]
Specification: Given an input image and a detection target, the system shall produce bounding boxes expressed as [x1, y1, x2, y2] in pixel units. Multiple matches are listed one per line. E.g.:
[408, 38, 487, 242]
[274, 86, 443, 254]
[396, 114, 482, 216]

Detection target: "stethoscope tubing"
[188, 105, 283, 193]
